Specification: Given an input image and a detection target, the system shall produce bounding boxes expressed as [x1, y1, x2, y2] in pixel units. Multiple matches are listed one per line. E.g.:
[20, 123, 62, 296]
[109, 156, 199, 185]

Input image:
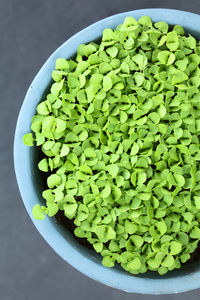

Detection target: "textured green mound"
[24, 16, 200, 275]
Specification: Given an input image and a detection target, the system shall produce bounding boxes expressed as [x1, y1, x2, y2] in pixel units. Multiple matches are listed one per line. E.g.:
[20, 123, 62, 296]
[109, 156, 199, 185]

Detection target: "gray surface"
[1, 0, 200, 299]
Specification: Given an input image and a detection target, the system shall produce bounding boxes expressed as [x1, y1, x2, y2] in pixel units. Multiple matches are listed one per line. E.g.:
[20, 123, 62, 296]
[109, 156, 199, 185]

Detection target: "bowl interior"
[14, 8, 200, 294]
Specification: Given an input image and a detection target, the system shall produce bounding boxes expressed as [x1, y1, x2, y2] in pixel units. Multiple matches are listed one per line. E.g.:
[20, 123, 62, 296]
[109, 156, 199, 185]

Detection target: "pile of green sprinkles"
[23, 16, 200, 275]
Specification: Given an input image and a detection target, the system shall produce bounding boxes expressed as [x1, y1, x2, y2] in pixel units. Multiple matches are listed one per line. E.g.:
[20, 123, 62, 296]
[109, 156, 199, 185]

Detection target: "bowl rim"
[14, 8, 200, 294]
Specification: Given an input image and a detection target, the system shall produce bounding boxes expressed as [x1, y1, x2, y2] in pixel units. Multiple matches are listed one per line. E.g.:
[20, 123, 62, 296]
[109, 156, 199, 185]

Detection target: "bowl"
[14, 8, 200, 294]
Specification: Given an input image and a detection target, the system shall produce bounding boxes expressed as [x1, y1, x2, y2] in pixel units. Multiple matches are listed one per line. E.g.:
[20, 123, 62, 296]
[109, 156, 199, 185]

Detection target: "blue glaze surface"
[14, 9, 200, 294]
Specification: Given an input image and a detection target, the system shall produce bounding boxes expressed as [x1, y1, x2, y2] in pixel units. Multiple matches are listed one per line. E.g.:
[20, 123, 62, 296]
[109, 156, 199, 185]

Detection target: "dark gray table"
[1, 0, 200, 299]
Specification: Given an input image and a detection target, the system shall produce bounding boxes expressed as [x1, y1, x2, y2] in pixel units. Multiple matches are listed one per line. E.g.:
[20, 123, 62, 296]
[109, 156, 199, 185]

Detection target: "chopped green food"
[24, 16, 200, 275]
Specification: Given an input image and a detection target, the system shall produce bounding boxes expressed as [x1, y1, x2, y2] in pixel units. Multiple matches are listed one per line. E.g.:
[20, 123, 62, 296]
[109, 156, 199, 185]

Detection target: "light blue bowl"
[14, 8, 200, 294]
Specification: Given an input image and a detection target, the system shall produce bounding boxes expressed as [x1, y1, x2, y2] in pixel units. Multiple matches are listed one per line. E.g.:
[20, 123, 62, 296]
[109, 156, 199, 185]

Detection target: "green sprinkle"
[37, 102, 50, 115]
[64, 203, 78, 216]
[106, 47, 118, 58]
[172, 71, 188, 85]
[170, 241, 182, 255]
[157, 51, 175, 66]
[125, 220, 137, 234]
[127, 257, 141, 271]
[102, 256, 114, 267]
[161, 254, 174, 268]
[106, 164, 119, 178]
[47, 202, 58, 217]
[138, 15, 152, 27]
[93, 242, 103, 253]
[56, 58, 69, 70]
[154, 21, 169, 33]
[38, 158, 49, 172]
[158, 266, 168, 275]
[23, 133, 34, 146]
[190, 226, 200, 239]
[166, 31, 179, 51]
[47, 174, 61, 188]
[60, 144, 70, 157]
[103, 76, 112, 91]
[32, 204, 45, 220]
[194, 196, 200, 209]
[101, 184, 111, 198]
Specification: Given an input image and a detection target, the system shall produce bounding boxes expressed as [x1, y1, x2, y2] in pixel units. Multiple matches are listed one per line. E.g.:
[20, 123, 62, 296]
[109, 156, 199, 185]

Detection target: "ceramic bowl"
[14, 8, 200, 294]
